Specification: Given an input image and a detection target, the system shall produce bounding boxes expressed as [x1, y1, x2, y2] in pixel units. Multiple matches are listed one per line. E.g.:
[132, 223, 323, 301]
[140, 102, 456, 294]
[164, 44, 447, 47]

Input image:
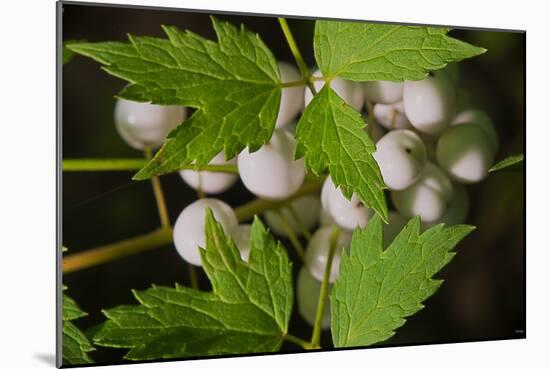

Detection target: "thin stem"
[62, 180, 322, 274]
[63, 158, 238, 174]
[283, 333, 312, 349]
[274, 208, 305, 262]
[309, 225, 340, 348]
[278, 17, 317, 96]
[188, 265, 199, 289]
[62, 228, 172, 273]
[234, 180, 322, 222]
[280, 80, 308, 88]
[286, 205, 312, 241]
[63, 158, 148, 171]
[144, 147, 171, 230]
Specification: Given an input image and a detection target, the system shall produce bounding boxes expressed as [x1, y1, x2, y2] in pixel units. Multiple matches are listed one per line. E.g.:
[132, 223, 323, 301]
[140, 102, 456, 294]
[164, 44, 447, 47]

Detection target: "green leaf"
[314, 20, 486, 81]
[93, 211, 293, 360]
[62, 40, 85, 65]
[489, 153, 524, 172]
[63, 290, 95, 365]
[296, 85, 387, 220]
[331, 216, 475, 347]
[67, 17, 281, 180]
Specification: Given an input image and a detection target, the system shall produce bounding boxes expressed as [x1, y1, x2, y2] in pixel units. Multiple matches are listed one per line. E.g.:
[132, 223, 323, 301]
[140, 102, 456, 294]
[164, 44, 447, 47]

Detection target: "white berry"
[373, 101, 412, 130]
[364, 81, 403, 104]
[305, 226, 352, 283]
[264, 196, 320, 237]
[173, 199, 238, 266]
[238, 129, 306, 200]
[425, 182, 469, 227]
[296, 267, 331, 329]
[230, 224, 252, 262]
[321, 176, 371, 230]
[114, 98, 185, 150]
[403, 72, 456, 135]
[179, 152, 237, 194]
[391, 163, 454, 223]
[304, 69, 364, 111]
[276, 62, 305, 128]
[436, 124, 495, 184]
[373, 130, 427, 190]
[452, 109, 499, 154]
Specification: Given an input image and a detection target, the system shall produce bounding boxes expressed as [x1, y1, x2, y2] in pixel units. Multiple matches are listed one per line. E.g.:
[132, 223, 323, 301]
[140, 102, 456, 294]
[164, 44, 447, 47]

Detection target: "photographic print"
[58, 1, 525, 367]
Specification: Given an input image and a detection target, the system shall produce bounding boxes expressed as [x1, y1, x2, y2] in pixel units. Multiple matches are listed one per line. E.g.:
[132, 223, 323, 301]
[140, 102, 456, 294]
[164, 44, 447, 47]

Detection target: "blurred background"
[61, 2, 525, 365]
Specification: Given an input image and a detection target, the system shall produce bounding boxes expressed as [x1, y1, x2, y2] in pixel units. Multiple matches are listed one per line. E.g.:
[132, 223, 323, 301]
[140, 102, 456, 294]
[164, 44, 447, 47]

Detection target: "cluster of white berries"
[113, 61, 497, 329]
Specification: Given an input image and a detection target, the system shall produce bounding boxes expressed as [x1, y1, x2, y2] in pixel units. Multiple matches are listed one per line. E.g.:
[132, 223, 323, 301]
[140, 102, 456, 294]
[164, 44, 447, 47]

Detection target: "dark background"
[61, 1, 526, 365]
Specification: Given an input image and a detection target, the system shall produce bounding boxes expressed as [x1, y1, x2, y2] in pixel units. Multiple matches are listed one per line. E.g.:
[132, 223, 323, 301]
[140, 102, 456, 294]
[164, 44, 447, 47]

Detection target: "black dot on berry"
[405, 148, 412, 154]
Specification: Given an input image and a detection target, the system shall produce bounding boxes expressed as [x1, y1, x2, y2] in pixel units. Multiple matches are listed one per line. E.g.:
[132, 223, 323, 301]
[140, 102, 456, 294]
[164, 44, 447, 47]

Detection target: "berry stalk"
[62, 180, 322, 274]
[307, 225, 340, 349]
[277, 18, 316, 96]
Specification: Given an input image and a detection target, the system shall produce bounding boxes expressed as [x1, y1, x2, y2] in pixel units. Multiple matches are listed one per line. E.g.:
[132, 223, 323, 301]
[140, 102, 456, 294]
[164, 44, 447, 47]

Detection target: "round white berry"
[373, 101, 412, 130]
[114, 98, 185, 150]
[383, 211, 409, 247]
[364, 81, 403, 104]
[305, 226, 352, 283]
[230, 224, 252, 262]
[373, 130, 427, 190]
[452, 109, 499, 154]
[276, 62, 305, 128]
[425, 182, 469, 227]
[264, 196, 321, 237]
[179, 152, 237, 194]
[321, 176, 371, 230]
[391, 163, 454, 223]
[296, 267, 331, 329]
[173, 198, 238, 266]
[238, 129, 306, 200]
[403, 72, 456, 135]
[436, 124, 495, 184]
[304, 69, 364, 111]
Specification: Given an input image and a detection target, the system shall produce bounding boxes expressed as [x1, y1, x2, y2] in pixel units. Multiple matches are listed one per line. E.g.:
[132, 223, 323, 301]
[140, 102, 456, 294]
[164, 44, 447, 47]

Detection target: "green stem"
[144, 147, 171, 229]
[62, 158, 238, 174]
[308, 225, 339, 348]
[62, 228, 172, 273]
[278, 17, 316, 96]
[62, 180, 322, 274]
[280, 80, 308, 88]
[283, 333, 312, 349]
[274, 209, 305, 262]
[188, 264, 199, 289]
[287, 205, 312, 241]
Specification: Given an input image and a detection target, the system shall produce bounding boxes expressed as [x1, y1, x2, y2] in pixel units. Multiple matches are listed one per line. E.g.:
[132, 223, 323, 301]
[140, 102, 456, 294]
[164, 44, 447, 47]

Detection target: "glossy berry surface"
[403, 72, 456, 135]
[373, 129, 427, 190]
[276, 61, 305, 128]
[304, 226, 352, 283]
[321, 176, 371, 230]
[179, 152, 238, 194]
[114, 98, 186, 150]
[391, 162, 454, 223]
[436, 124, 495, 184]
[238, 129, 306, 200]
[173, 199, 238, 266]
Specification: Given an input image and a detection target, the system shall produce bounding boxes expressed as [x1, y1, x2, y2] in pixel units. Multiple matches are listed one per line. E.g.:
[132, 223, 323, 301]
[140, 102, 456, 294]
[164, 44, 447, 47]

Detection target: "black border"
[56, 1, 527, 368]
